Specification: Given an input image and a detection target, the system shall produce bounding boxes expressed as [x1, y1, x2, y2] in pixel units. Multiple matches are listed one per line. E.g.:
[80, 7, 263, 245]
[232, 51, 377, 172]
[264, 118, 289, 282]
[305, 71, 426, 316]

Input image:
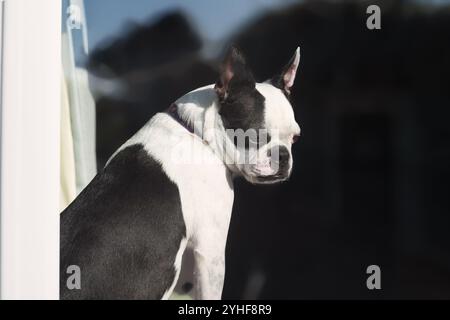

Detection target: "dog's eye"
[292, 134, 300, 144]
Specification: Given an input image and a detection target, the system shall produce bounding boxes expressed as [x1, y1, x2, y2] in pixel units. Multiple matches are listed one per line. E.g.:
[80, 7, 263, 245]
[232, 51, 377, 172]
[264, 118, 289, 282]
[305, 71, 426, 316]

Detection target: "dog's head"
[214, 46, 301, 184]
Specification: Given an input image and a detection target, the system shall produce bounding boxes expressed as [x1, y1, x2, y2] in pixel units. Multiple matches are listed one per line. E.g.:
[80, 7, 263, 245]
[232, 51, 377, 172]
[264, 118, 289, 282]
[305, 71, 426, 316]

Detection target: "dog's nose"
[267, 145, 290, 174]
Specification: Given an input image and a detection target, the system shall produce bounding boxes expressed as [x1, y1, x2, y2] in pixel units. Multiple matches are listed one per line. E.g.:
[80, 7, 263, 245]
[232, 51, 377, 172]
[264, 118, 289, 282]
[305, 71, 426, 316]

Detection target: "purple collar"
[167, 103, 194, 133]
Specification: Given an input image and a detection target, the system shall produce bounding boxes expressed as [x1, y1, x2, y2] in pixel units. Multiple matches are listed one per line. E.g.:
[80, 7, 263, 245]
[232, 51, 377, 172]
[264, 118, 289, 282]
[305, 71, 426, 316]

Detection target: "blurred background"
[62, 0, 450, 299]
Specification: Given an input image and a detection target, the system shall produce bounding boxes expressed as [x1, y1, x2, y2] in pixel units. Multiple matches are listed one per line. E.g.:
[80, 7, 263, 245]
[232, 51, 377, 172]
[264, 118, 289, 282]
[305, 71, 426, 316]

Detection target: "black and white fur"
[60, 47, 301, 300]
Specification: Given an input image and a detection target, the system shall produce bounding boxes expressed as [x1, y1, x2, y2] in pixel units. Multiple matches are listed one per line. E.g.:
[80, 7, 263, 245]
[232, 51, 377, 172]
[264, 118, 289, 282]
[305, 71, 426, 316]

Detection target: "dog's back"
[60, 143, 185, 299]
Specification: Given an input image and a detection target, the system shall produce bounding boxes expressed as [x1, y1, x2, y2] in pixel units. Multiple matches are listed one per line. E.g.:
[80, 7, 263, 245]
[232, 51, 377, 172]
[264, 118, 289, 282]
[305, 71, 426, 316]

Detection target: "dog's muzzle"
[247, 145, 292, 184]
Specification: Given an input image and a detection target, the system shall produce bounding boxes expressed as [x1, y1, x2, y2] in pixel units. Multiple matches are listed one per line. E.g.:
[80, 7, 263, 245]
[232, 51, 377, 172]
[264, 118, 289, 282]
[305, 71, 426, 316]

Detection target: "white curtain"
[60, 0, 97, 209]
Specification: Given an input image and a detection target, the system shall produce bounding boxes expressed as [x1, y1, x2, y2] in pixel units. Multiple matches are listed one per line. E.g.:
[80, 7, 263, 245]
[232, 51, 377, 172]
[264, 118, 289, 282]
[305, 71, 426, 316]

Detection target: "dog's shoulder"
[60, 143, 186, 299]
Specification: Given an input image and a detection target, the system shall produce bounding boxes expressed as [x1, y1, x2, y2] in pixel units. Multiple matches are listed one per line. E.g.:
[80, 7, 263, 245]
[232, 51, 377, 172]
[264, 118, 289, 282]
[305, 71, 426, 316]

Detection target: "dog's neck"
[170, 84, 239, 174]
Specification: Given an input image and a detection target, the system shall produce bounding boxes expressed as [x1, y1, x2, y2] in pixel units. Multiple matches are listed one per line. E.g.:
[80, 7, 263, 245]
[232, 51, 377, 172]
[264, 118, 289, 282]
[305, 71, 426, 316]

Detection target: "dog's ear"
[215, 46, 255, 101]
[272, 47, 300, 95]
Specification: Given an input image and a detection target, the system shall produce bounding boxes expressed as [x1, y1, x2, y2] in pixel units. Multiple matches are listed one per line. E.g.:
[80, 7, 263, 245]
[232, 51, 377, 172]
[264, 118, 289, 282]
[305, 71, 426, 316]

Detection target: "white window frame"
[1, 0, 61, 299]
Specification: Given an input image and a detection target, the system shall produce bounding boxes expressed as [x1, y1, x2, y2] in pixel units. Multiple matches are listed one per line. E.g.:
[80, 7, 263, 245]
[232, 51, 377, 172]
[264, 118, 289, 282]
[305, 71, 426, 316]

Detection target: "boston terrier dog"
[60, 46, 301, 300]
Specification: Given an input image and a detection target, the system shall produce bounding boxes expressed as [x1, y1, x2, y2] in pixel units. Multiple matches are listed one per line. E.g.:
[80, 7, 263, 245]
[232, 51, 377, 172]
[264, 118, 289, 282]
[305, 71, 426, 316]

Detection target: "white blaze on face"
[256, 83, 300, 175]
[256, 83, 300, 144]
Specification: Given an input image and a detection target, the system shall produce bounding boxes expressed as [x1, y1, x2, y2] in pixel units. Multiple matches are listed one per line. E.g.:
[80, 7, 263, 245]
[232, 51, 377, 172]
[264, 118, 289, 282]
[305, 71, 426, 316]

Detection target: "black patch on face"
[60, 144, 185, 300]
[219, 85, 270, 149]
[216, 46, 272, 149]
[219, 87, 265, 132]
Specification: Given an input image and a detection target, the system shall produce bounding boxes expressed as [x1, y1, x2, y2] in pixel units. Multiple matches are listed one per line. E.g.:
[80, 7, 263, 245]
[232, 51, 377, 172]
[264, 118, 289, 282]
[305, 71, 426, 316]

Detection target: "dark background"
[86, 0, 450, 299]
